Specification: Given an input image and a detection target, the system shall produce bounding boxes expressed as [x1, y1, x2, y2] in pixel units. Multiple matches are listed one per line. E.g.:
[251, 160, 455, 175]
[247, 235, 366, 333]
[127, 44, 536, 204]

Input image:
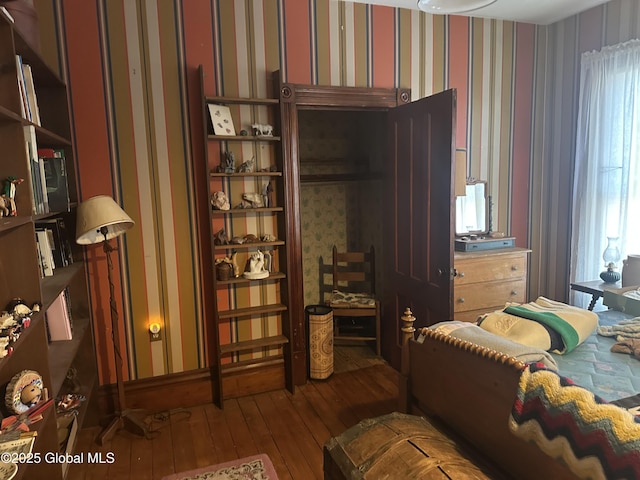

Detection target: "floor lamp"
[76, 195, 148, 444]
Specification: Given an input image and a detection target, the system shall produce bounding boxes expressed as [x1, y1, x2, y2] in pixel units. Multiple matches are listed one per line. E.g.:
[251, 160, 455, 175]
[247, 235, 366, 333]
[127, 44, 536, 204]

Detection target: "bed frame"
[398, 308, 579, 480]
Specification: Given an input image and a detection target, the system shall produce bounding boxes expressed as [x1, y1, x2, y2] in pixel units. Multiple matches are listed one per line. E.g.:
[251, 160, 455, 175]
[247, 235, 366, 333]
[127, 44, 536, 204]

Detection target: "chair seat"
[330, 290, 376, 308]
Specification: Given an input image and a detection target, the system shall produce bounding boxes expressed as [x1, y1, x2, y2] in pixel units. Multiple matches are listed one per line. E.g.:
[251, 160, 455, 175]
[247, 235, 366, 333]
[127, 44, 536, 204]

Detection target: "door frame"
[275, 76, 410, 384]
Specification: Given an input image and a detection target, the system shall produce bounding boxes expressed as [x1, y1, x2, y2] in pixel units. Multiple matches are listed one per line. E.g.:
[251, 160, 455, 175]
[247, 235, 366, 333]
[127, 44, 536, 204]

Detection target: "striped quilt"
[509, 363, 640, 479]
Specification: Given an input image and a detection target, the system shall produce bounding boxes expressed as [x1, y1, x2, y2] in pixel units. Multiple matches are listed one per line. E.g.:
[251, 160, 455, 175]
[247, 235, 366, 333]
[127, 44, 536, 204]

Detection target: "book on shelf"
[38, 148, 70, 212]
[15, 55, 28, 120]
[23, 126, 48, 214]
[21, 63, 41, 126]
[0, 6, 15, 23]
[45, 289, 73, 341]
[35, 218, 73, 268]
[35, 228, 55, 277]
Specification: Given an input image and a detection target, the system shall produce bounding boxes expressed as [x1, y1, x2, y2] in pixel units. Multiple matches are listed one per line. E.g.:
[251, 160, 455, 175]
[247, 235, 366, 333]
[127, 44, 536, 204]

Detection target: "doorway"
[277, 80, 454, 381]
[298, 109, 387, 369]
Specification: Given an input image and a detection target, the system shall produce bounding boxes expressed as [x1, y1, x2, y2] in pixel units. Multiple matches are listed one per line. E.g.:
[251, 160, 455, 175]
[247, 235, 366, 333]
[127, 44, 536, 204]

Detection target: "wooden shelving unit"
[0, 12, 96, 480]
[198, 67, 294, 407]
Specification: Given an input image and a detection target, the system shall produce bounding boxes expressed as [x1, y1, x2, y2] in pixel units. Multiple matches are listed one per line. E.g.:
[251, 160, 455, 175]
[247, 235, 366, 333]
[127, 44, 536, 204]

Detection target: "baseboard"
[94, 363, 286, 416]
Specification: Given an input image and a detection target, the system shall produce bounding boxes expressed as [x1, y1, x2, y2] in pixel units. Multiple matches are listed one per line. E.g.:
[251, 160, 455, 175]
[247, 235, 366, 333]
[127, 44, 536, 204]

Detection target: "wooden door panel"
[383, 89, 456, 369]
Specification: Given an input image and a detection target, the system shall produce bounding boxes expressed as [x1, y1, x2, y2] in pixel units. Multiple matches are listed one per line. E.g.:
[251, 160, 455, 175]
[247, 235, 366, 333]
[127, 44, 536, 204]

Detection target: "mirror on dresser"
[455, 180, 489, 237]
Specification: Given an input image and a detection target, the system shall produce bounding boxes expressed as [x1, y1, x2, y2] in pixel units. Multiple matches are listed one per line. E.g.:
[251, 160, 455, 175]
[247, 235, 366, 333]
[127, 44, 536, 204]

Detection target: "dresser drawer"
[454, 279, 527, 313]
[454, 254, 527, 285]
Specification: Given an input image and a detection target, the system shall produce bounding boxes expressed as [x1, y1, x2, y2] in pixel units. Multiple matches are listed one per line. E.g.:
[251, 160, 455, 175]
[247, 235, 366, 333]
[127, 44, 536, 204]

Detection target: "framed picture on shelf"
[208, 104, 236, 136]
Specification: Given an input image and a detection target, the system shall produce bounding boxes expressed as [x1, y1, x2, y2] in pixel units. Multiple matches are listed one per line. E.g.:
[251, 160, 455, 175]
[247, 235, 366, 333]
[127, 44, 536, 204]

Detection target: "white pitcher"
[622, 255, 640, 287]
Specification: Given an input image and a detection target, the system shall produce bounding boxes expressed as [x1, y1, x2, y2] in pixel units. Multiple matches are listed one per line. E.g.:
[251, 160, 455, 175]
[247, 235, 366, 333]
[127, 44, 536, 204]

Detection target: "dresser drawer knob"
[511, 290, 518, 296]
[458, 297, 465, 303]
[458, 271, 465, 278]
[511, 265, 518, 271]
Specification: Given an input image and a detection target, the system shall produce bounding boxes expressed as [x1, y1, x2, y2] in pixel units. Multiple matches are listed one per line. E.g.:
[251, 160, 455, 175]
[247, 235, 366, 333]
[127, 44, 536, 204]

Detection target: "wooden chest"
[454, 247, 531, 322]
[323, 412, 494, 479]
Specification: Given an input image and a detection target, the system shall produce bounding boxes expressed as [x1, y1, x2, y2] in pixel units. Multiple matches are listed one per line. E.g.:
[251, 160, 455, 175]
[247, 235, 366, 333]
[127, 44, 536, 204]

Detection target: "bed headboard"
[398, 308, 578, 480]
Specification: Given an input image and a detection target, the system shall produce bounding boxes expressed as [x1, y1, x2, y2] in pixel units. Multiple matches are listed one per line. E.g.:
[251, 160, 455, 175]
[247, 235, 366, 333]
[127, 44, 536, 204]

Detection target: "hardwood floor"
[67, 347, 398, 480]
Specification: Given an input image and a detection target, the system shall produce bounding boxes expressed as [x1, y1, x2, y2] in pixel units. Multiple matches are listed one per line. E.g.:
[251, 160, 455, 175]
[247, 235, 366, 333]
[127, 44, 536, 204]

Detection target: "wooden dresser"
[453, 247, 531, 322]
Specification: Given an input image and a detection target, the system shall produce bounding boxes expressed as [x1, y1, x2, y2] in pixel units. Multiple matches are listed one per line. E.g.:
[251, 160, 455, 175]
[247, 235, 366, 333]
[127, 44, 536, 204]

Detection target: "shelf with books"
[0, 12, 96, 480]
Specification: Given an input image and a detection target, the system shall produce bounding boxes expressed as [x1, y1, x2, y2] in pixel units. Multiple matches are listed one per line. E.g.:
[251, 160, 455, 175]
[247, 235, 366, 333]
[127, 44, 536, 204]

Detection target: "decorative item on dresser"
[75, 195, 146, 444]
[453, 247, 531, 322]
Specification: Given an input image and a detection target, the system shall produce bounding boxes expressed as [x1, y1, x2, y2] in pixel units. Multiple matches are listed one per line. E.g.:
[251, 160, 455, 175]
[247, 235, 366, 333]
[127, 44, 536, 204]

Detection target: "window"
[571, 39, 640, 307]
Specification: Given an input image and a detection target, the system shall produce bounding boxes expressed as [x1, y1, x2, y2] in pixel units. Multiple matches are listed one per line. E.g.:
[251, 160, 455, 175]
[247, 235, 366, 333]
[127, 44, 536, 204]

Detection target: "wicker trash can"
[305, 305, 333, 380]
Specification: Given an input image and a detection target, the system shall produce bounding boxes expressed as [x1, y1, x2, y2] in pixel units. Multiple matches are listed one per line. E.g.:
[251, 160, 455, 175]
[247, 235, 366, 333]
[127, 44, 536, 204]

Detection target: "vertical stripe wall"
[35, 0, 638, 384]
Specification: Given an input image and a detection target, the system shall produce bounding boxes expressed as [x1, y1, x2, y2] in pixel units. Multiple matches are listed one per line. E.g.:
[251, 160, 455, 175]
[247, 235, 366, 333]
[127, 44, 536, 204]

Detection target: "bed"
[551, 308, 640, 401]
[398, 306, 640, 480]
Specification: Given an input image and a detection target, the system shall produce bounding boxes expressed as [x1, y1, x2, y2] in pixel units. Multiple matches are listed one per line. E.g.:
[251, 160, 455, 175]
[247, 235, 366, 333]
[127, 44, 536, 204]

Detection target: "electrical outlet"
[149, 323, 162, 342]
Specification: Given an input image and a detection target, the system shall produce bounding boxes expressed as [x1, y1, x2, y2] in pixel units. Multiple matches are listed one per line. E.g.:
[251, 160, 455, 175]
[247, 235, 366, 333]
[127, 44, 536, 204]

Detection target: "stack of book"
[15, 55, 41, 126]
[39, 148, 70, 213]
[35, 218, 73, 278]
[17, 55, 71, 216]
[22, 134, 71, 216]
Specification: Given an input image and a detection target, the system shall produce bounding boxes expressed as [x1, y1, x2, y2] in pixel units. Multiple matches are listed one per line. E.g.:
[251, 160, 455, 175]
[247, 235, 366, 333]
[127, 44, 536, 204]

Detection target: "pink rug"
[161, 454, 278, 480]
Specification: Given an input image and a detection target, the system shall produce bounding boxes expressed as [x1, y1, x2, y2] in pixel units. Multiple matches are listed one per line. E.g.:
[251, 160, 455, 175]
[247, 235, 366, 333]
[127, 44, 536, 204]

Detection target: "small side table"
[570, 280, 620, 311]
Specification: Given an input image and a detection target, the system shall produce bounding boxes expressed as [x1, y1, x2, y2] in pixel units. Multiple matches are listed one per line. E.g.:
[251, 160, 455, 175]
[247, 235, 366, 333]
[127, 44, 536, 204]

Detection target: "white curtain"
[571, 39, 640, 307]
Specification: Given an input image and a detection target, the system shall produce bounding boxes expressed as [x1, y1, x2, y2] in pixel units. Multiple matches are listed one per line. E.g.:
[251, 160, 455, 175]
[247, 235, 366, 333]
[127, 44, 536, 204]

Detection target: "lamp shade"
[76, 195, 134, 245]
[417, 0, 497, 14]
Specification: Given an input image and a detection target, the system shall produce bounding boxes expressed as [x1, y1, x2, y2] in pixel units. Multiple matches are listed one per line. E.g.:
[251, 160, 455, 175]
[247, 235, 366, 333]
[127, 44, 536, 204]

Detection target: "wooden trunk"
[323, 412, 497, 479]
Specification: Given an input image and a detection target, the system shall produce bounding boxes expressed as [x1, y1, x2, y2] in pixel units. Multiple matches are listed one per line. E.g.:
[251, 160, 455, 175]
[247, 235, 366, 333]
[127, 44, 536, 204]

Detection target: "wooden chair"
[329, 245, 381, 355]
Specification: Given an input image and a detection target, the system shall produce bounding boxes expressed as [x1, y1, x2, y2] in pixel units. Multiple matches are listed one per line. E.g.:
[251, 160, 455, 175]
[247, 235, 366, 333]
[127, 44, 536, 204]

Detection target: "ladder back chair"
[329, 245, 381, 355]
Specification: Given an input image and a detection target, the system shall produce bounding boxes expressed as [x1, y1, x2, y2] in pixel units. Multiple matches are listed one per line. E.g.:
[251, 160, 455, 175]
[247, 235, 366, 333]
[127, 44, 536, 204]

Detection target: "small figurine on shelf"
[3, 176, 24, 216]
[243, 250, 269, 279]
[213, 228, 229, 245]
[0, 195, 9, 217]
[0, 299, 39, 359]
[263, 181, 274, 207]
[224, 151, 235, 173]
[239, 192, 263, 208]
[237, 156, 255, 173]
[251, 123, 274, 136]
[211, 191, 230, 210]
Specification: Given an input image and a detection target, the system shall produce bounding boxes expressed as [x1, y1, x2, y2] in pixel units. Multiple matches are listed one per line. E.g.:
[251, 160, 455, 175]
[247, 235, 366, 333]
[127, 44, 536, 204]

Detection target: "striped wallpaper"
[34, 0, 640, 384]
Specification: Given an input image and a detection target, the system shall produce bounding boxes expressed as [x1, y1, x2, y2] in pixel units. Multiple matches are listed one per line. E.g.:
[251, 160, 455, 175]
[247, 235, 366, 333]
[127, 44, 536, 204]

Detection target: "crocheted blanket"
[509, 363, 640, 480]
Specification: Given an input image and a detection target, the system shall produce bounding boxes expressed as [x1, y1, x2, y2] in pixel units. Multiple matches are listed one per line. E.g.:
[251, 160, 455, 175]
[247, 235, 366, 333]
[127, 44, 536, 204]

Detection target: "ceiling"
[341, 0, 612, 25]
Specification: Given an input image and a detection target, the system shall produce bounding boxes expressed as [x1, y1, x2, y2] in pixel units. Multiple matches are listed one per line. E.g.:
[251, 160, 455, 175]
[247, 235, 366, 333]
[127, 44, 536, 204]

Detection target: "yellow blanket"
[477, 297, 597, 354]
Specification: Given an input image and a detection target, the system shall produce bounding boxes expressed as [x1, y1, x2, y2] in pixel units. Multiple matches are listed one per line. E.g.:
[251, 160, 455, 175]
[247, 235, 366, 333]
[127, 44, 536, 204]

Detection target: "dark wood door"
[382, 89, 457, 369]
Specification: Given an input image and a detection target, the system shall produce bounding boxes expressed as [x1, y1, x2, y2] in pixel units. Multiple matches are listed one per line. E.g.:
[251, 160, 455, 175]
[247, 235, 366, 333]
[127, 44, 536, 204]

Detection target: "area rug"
[161, 454, 278, 480]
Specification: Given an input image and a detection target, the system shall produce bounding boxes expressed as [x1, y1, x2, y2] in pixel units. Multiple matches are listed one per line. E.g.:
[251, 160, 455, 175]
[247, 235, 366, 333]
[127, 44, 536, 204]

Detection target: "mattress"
[551, 309, 640, 402]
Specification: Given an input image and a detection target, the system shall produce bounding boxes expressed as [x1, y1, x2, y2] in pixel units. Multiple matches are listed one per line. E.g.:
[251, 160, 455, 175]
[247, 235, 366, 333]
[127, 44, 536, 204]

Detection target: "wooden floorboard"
[67, 346, 398, 479]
